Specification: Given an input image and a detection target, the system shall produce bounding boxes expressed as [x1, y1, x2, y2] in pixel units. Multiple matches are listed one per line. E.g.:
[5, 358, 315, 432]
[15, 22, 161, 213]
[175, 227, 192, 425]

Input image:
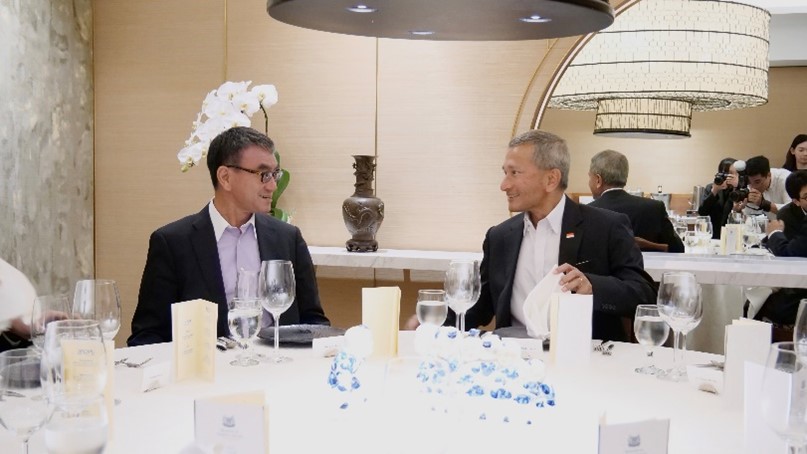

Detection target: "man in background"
[461, 130, 656, 342]
[128, 127, 329, 346]
[588, 149, 684, 253]
[737, 155, 790, 219]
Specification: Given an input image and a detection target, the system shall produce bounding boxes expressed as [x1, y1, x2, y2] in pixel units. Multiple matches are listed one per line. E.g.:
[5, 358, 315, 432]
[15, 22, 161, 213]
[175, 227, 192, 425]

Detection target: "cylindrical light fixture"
[549, 0, 770, 138]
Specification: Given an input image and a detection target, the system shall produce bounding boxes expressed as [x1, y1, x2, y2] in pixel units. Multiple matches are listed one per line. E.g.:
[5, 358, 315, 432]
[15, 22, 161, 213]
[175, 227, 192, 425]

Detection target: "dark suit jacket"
[463, 197, 657, 342]
[768, 230, 807, 257]
[589, 189, 684, 253]
[698, 188, 734, 239]
[128, 205, 329, 346]
[777, 202, 805, 240]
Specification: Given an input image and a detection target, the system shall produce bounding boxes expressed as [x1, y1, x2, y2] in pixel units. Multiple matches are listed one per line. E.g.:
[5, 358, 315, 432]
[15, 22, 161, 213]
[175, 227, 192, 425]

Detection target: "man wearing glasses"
[128, 127, 329, 346]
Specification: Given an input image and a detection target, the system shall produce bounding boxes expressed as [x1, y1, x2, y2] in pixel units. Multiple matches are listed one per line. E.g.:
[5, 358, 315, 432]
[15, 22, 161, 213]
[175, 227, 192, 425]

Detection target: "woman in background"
[699, 157, 738, 239]
[782, 134, 807, 171]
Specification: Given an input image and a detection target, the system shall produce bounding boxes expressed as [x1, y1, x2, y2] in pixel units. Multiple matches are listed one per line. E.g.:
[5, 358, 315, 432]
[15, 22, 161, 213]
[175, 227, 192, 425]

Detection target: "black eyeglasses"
[226, 165, 284, 184]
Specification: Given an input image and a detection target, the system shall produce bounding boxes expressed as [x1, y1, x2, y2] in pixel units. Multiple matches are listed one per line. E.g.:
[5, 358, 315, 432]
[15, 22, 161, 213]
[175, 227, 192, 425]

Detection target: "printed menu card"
[362, 286, 400, 358]
[194, 391, 269, 454]
[172, 299, 217, 382]
[549, 293, 593, 366]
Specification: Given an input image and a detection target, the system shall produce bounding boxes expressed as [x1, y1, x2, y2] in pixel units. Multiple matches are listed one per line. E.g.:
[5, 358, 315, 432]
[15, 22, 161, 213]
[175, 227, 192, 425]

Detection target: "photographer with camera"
[698, 157, 738, 238]
[733, 155, 790, 220]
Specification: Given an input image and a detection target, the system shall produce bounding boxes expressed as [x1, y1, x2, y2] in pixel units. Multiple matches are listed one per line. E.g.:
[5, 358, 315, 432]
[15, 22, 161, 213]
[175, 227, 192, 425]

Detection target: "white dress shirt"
[510, 198, 565, 327]
[744, 168, 791, 220]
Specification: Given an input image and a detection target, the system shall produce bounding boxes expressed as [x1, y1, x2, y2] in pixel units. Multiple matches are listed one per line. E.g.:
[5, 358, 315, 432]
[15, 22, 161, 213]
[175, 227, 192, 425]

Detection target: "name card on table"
[721, 224, 744, 255]
[723, 318, 771, 411]
[60, 338, 107, 397]
[362, 287, 400, 358]
[743, 362, 786, 454]
[549, 293, 592, 367]
[140, 361, 171, 392]
[195, 391, 269, 454]
[598, 417, 670, 454]
[172, 299, 218, 382]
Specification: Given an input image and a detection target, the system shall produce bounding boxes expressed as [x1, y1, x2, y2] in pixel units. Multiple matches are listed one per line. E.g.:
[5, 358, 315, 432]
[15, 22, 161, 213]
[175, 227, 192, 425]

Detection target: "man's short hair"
[785, 170, 807, 200]
[745, 155, 771, 178]
[508, 130, 570, 189]
[590, 149, 629, 187]
[206, 127, 275, 189]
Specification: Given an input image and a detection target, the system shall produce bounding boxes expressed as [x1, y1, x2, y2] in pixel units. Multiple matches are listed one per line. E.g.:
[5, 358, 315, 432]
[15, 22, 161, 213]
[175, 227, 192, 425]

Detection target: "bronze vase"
[342, 155, 384, 252]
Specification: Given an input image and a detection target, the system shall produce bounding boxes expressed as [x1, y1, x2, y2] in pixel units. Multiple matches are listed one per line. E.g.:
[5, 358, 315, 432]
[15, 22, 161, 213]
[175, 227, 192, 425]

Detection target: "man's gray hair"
[508, 130, 570, 189]
[590, 149, 629, 187]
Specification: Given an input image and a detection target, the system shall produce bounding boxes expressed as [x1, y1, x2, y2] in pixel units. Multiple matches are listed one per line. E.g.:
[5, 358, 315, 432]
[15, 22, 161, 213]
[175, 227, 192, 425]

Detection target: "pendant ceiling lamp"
[267, 0, 615, 41]
[548, 0, 770, 138]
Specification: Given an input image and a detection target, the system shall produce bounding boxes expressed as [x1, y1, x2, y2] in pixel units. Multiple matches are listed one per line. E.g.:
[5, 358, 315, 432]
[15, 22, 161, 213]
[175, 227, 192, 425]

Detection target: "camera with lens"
[713, 172, 730, 185]
[728, 160, 749, 202]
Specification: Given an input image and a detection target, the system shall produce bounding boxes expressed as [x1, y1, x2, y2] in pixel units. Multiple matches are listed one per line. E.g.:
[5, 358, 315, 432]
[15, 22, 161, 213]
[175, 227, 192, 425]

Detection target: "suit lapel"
[558, 196, 583, 265]
[496, 215, 525, 327]
[255, 214, 278, 261]
[190, 206, 226, 303]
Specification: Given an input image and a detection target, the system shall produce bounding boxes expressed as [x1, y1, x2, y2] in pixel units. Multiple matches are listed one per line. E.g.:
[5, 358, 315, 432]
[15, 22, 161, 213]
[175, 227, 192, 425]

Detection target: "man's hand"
[766, 219, 785, 236]
[555, 263, 592, 294]
[634, 237, 668, 252]
[747, 188, 764, 207]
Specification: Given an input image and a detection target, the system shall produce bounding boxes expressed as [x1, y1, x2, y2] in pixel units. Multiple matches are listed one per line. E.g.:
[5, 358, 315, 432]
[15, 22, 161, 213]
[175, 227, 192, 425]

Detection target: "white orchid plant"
[177, 81, 292, 221]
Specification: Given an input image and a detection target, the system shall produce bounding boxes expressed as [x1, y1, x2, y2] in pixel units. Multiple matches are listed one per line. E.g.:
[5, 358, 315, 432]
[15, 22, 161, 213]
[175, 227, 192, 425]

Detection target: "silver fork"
[121, 357, 153, 368]
[601, 343, 615, 356]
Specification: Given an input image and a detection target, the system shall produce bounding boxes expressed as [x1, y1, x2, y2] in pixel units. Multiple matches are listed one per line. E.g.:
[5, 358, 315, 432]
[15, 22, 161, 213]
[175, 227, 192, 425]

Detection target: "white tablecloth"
[2, 333, 750, 453]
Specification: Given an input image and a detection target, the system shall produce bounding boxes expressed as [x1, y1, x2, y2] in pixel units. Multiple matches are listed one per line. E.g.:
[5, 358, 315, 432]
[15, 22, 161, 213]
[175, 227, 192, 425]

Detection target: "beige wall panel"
[95, 0, 225, 345]
[541, 67, 807, 195]
[226, 0, 376, 248]
[376, 40, 550, 252]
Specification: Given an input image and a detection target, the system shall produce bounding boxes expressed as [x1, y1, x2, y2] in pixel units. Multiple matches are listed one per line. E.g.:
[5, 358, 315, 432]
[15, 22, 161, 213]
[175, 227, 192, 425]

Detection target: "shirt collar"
[208, 199, 257, 242]
[523, 196, 566, 235]
[601, 187, 624, 196]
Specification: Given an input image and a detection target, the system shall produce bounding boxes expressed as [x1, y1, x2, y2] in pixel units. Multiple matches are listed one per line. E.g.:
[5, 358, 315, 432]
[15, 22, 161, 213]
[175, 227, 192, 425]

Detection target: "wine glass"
[44, 395, 108, 454]
[30, 294, 71, 351]
[228, 269, 262, 367]
[793, 299, 807, 364]
[416, 289, 448, 326]
[444, 260, 481, 333]
[40, 320, 107, 404]
[760, 342, 807, 453]
[0, 349, 52, 454]
[72, 279, 122, 341]
[683, 231, 701, 252]
[633, 305, 670, 375]
[743, 217, 762, 250]
[656, 272, 702, 382]
[259, 260, 295, 364]
[695, 217, 713, 249]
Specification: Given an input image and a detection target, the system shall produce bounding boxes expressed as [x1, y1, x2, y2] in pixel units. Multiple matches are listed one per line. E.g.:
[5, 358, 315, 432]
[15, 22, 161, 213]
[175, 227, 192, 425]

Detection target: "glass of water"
[44, 396, 108, 454]
[416, 289, 448, 326]
[0, 349, 51, 454]
[633, 305, 670, 375]
[228, 269, 262, 366]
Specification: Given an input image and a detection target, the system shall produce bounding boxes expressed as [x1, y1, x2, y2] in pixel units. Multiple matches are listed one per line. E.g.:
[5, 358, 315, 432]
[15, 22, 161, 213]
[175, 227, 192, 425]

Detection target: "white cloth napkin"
[522, 265, 565, 339]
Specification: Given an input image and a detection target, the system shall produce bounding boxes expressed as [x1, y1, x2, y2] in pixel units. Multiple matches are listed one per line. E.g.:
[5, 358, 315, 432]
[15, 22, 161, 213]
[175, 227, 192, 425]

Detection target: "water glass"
[656, 272, 702, 382]
[41, 320, 107, 403]
[260, 260, 295, 364]
[760, 342, 807, 453]
[44, 396, 108, 454]
[228, 297, 262, 367]
[0, 349, 52, 454]
[633, 305, 670, 375]
[794, 299, 807, 364]
[30, 294, 71, 351]
[416, 289, 448, 326]
[72, 279, 122, 341]
[444, 260, 481, 333]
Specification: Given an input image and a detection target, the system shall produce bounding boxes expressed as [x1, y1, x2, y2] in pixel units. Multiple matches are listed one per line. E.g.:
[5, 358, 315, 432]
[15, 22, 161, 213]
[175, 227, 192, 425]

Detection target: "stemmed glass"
[260, 260, 295, 364]
[30, 294, 71, 351]
[743, 217, 763, 250]
[416, 289, 448, 326]
[793, 299, 807, 363]
[228, 269, 262, 367]
[695, 217, 713, 252]
[72, 279, 122, 341]
[40, 320, 108, 404]
[44, 396, 109, 454]
[633, 305, 670, 375]
[656, 271, 702, 382]
[444, 260, 481, 333]
[760, 342, 807, 453]
[0, 349, 52, 454]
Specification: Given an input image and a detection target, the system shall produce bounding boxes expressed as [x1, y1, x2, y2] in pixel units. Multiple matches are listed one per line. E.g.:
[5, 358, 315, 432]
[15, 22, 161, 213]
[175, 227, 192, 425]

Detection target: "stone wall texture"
[0, 0, 93, 295]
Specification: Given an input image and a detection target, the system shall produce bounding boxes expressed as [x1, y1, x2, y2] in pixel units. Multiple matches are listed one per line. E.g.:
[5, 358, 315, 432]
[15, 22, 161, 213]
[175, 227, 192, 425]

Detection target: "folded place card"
[362, 287, 400, 358]
[686, 363, 724, 394]
[743, 362, 787, 454]
[723, 318, 771, 411]
[312, 335, 344, 358]
[60, 338, 107, 397]
[194, 391, 269, 454]
[598, 416, 670, 454]
[140, 361, 171, 392]
[172, 299, 218, 382]
[721, 224, 744, 255]
[522, 266, 563, 339]
[549, 293, 593, 367]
